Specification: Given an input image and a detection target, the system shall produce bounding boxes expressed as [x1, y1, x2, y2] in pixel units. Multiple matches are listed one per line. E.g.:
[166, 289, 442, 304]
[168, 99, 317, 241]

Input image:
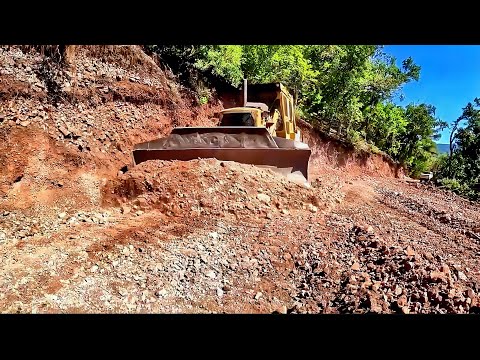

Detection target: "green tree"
[194, 45, 244, 86]
[438, 98, 480, 197]
[395, 104, 447, 176]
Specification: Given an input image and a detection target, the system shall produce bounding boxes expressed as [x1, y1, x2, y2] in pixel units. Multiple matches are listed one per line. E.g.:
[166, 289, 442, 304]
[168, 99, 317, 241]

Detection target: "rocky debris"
[0, 209, 117, 244]
[103, 159, 343, 222]
[377, 187, 480, 241]
[288, 182, 480, 314]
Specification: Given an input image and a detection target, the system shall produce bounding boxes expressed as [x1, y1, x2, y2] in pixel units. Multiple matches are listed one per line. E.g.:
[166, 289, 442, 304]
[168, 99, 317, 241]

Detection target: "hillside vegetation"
[149, 45, 448, 177]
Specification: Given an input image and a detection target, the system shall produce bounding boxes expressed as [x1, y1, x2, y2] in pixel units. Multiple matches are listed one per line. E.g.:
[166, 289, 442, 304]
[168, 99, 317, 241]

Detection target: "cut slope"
[298, 119, 405, 179]
[0, 45, 222, 215]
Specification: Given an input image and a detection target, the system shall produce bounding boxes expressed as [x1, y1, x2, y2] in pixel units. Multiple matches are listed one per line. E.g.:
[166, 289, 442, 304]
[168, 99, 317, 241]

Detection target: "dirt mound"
[103, 159, 344, 220]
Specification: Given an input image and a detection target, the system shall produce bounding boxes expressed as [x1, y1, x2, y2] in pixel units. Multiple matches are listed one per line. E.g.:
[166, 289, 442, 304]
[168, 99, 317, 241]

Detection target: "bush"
[347, 129, 368, 152]
[438, 178, 475, 197]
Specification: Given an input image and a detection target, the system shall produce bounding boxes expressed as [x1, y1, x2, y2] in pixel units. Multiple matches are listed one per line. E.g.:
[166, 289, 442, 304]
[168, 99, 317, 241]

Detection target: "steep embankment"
[298, 119, 404, 179]
[0, 45, 221, 217]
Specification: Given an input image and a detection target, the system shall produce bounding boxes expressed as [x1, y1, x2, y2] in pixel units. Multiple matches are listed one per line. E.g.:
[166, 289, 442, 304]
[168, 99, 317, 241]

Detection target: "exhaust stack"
[243, 78, 247, 106]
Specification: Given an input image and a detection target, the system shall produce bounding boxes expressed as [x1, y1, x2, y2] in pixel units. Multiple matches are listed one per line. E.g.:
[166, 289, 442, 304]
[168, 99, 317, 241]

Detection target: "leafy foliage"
[194, 46, 244, 86]
[436, 98, 480, 199]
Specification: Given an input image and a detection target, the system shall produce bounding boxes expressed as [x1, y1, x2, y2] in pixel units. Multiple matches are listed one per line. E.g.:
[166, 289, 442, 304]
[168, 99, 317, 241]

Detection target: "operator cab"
[220, 112, 255, 127]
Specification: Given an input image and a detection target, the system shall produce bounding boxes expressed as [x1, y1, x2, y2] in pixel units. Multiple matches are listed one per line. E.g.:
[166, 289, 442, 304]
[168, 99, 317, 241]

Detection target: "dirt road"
[1, 159, 478, 314]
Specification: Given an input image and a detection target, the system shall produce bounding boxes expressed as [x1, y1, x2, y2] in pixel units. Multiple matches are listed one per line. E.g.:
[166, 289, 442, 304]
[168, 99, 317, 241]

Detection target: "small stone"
[366, 226, 374, 234]
[405, 246, 415, 257]
[135, 210, 144, 216]
[401, 306, 410, 314]
[205, 270, 216, 279]
[121, 205, 131, 214]
[155, 289, 168, 297]
[257, 193, 271, 204]
[58, 126, 70, 137]
[397, 295, 408, 307]
[90, 265, 98, 273]
[372, 281, 381, 292]
[136, 198, 148, 209]
[424, 252, 434, 261]
[20, 120, 30, 127]
[209, 232, 219, 240]
[395, 286, 403, 296]
[308, 204, 318, 213]
[0, 232, 5, 241]
[440, 264, 451, 274]
[430, 271, 447, 282]
[58, 212, 67, 219]
[458, 271, 467, 281]
[222, 285, 231, 292]
[281, 209, 289, 215]
[467, 289, 475, 299]
[277, 305, 288, 314]
[351, 262, 360, 271]
[254, 292, 263, 300]
[216, 288, 224, 297]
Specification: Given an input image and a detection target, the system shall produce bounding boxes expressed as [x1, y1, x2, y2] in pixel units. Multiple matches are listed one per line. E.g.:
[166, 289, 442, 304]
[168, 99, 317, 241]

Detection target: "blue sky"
[383, 45, 480, 144]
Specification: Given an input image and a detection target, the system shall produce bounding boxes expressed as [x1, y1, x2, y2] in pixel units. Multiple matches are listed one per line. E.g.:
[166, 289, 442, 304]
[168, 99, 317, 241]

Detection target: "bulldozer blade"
[132, 147, 311, 180]
[132, 126, 311, 180]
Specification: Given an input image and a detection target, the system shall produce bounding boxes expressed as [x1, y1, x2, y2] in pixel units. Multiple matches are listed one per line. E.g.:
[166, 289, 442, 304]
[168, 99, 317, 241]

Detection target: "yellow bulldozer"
[132, 80, 312, 180]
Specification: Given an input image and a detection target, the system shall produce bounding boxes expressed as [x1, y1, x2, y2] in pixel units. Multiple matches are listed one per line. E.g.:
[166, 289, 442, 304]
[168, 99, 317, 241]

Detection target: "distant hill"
[436, 143, 450, 154]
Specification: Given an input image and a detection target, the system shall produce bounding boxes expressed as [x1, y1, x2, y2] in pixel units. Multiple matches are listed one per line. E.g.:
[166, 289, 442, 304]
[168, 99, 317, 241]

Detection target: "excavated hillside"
[0, 45, 479, 314]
